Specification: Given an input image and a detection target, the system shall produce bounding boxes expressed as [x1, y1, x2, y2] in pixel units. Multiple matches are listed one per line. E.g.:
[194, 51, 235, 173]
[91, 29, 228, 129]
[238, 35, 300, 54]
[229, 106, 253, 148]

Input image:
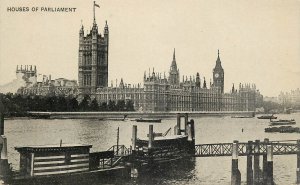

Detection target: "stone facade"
[278, 88, 300, 108]
[16, 66, 78, 97]
[78, 17, 109, 95]
[94, 50, 261, 112]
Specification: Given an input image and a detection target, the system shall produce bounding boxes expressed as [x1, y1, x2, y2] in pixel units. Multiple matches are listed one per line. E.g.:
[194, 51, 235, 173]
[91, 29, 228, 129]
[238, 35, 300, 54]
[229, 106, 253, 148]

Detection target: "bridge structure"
[194, 140, 299, 157]
[194, 139, 300, 185]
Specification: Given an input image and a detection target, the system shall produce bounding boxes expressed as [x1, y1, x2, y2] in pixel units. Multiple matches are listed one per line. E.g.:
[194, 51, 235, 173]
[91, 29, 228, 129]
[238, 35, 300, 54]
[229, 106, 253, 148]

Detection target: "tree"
[56, 96, 67, 111]
[125, 100, 135, 111]
[90, 98, 99, 111]
[116, 100, 125, 111]
[99, 102, 107, 111]
[79, 95, 90, 111]
[262, 101, 283, 113]
[107, 100, 116, 111]
[67, 97, 79, 111]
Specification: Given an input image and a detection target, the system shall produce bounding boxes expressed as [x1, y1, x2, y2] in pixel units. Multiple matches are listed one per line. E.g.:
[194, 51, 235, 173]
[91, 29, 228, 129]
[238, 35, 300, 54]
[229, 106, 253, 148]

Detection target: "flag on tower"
[94, 2, 100, 8]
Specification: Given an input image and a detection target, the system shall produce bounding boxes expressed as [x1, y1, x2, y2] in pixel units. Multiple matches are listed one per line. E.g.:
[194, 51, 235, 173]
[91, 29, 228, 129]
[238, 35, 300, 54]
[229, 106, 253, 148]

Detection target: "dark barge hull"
[10, 166, 130, 185]
[257, 116, 277, 119]
[269, 122, 296, 126]
[135, 119, 162, 123]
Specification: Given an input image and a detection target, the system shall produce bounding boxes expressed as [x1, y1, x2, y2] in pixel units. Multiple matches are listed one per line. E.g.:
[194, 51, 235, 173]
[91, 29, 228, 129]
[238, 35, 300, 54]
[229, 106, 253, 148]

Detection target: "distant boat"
[269, 119, 296, 126]
[231, 115, 254, 118]
[134, 118, 162, 123]
[257, 115, 277, 119]
[99, 115, 127, 121]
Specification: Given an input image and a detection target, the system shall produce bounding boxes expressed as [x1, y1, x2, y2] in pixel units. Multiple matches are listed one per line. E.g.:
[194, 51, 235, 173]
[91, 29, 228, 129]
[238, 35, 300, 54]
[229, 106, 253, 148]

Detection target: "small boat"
[134, 118, 162, 123]
[231, 115, 254, 118]
[99, 115, 128, 121]
[269, 119, 296, 126]
[257, 115, 277, 119]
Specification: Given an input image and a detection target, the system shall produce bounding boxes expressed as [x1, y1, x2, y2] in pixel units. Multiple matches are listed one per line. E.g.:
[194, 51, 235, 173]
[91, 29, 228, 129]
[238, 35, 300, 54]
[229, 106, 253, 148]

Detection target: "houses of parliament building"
[77, 15, 262, 112]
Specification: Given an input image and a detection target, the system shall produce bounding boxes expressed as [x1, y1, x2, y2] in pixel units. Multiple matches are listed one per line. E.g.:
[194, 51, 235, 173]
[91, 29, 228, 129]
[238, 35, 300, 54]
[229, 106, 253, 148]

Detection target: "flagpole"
[93, 1, 95, 23]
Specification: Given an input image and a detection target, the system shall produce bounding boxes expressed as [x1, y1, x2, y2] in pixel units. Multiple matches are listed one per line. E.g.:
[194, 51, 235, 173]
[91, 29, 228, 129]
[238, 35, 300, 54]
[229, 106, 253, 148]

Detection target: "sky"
[0, 0, 299, 97]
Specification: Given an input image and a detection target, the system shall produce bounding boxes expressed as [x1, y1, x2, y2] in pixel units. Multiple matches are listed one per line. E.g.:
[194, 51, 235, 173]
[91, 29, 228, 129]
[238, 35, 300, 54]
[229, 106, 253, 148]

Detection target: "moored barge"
[130, 113, 195, 174]
[269, 119, 296, 126]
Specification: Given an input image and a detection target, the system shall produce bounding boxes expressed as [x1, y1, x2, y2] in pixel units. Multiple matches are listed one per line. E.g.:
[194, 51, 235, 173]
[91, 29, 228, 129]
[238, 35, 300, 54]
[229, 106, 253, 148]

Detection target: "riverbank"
[25, 111, 256, 119]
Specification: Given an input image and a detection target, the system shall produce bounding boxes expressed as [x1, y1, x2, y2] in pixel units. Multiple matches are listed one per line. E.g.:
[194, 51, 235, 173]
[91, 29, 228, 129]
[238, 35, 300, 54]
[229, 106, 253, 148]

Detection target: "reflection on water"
[4, 113, 300, 185]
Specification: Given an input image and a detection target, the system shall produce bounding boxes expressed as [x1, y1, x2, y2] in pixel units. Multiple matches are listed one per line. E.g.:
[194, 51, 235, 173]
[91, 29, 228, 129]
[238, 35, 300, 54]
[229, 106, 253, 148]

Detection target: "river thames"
[4, 113, 300, 185]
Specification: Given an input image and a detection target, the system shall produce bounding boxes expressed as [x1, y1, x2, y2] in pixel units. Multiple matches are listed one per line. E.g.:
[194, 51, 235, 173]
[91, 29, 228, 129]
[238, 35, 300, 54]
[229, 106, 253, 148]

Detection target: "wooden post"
[253, 140, 260, 185]
[0, 136, 7, 160]
[0, 136, 9, 178]
[187, 124, 192, 141]
[297, 140, 300, 184]
[190, 119, 195, 140]
[263, 138, 269, 184]
[176, 114, 181, 135]
[247, 140, 253, 185]
[231, 141, 241, 185]
[266, 145, 273, 185]
[132, 125, 137, 152]
[117, 127, 119, 155]
[184, 113, 188, 135]
[148, 125, 154, 149]
[0, 99, 4, 135]
[0, 113, 3, 136]
[30, 153, 34, 176]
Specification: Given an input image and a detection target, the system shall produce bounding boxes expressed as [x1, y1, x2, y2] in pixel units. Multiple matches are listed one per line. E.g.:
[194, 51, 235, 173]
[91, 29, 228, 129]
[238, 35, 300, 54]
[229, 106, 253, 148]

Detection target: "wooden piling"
[176, 114, 181, 135]
[132, 125, 137, 152]
[190, 119, 195, 140]
[148, 125, 154, 149]
[0, 99, 4, 135]
[0, 135, 9, 178]
[117, 127, 119, 155]
[263, 138, 269, 183]
[297, 140, 300, 184]
[253, 140, 260, 185]
[247, 140, 253, 185]
[266, 145, 273, 185]
[184, 113, 188, 135]
[187, 124, 192, 141]
[231, 141, 241, 185]
[174, 125, 177, 135]
[0, 113, 3, 136]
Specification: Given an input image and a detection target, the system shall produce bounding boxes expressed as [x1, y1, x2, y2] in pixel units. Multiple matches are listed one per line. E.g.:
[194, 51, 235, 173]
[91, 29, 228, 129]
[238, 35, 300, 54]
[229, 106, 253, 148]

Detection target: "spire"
[80, 20, 84, 34]
[214, 49, 223, 70]
[173, 48, 176, 61]
[104, 20, 109, 34]
[203, 77, 207, 89]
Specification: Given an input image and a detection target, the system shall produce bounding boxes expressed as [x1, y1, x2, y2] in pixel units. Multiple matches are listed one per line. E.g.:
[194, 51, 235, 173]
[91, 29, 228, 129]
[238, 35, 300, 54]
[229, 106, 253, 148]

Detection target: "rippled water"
[4, 113, 300, 185]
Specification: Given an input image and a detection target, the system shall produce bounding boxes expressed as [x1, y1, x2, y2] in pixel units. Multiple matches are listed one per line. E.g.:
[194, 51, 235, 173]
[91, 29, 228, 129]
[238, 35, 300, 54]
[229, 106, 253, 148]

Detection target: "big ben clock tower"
[213, 50, 224, 93]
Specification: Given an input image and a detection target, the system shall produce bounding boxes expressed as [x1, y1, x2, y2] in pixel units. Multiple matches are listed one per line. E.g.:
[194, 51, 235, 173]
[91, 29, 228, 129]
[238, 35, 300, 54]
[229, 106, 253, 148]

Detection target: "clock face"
[215, 73, 219, 78]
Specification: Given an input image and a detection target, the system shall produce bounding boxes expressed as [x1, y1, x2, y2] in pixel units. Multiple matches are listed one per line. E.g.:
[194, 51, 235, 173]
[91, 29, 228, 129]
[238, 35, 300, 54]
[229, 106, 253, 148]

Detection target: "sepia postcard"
[0, 0, 299, 184]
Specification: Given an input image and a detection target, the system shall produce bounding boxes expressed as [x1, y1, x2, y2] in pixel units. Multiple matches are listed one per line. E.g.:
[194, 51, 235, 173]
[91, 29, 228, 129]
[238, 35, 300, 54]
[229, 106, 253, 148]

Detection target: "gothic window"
[97, 56, 100, 66]
[83, 75, 87, 86]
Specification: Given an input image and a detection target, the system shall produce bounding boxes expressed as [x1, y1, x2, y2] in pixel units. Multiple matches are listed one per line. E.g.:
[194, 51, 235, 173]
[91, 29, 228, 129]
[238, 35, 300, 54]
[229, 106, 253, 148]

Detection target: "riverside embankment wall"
[27, 111, 255, 119]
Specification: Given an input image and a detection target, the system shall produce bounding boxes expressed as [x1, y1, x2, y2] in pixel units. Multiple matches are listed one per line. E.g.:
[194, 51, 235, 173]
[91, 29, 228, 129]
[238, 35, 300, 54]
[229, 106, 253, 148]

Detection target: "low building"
[16, 66, 78, 97]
